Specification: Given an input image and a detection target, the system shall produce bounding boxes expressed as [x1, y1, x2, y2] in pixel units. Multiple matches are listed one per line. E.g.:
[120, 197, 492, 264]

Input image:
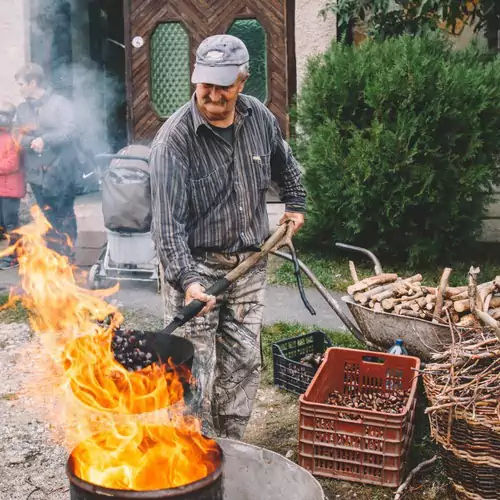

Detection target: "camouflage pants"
[162, 252, 267, 440]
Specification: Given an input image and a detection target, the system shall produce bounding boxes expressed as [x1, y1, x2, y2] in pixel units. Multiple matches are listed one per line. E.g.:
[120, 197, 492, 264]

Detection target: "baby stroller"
[88, 145, 161, 292]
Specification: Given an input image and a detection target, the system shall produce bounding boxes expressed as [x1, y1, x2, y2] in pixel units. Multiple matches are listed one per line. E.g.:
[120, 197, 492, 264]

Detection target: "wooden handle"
[224, 223, 290, 284]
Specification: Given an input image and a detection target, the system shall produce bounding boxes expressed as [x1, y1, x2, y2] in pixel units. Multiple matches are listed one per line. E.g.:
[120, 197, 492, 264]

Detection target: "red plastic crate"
[298, 347, 420, 488]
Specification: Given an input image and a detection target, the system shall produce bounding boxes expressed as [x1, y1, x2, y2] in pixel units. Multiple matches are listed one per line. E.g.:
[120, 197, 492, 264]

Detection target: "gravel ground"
[0, 323, 68, 500]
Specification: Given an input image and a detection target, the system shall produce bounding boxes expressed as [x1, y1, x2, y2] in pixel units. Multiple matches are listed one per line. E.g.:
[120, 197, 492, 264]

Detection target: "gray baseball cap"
[191, 34, 249, 86]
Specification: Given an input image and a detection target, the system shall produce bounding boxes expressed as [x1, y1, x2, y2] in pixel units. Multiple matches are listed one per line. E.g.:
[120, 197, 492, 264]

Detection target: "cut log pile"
[347, 262, 500, 327]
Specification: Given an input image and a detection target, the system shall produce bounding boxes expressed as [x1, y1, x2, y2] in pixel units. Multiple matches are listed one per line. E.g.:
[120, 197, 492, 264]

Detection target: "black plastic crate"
[272, 330, 333, 395]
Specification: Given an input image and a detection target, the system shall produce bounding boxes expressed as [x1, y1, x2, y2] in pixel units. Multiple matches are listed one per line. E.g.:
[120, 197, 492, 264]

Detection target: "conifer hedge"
[297, 36, 500, 264]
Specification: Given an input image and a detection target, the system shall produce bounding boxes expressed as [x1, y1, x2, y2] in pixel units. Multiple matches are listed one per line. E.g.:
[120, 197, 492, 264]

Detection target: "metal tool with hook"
[272, 222, 316, 316]
[335, 242, 384, 276]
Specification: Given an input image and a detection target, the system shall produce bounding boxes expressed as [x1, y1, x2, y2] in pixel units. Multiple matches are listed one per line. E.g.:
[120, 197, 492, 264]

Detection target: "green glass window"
[228, 19, 268, 103]
[150, 23, 191, 117]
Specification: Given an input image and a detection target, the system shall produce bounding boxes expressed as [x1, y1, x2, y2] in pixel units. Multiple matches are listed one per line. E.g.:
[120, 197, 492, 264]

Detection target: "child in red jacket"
[0, 99, 25, 269]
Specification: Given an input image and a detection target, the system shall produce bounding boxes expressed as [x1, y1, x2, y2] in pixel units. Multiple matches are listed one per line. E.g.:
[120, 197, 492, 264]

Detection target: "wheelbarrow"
[332, 243, 458, 361]
[272, 241, 460, 361]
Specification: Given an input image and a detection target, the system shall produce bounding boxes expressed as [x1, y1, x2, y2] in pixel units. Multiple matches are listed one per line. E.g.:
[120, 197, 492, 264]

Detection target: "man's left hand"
[279, 212, 305, 234]
[30, 137, 45, 154]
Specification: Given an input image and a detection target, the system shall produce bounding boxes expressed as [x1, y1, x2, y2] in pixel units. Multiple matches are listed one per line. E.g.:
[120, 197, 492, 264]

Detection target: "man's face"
[195, 75, 247, 122]
[16, 79, 38, 101]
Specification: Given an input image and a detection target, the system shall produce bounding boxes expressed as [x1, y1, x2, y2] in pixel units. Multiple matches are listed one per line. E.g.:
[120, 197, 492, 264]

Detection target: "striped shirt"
[150, 93, 307, 291]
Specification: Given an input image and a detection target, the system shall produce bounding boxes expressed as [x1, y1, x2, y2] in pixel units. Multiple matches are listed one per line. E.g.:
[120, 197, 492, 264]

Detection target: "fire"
[1, 207, 220, 490]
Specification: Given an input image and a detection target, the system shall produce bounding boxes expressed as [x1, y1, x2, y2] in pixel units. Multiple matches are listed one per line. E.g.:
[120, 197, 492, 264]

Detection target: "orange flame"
[1, 207, 220, 490]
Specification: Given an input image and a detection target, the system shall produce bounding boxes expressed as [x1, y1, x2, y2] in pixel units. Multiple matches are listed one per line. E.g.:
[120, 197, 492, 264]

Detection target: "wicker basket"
[441, 446, 500, 499]
[423, 373, 500, 499]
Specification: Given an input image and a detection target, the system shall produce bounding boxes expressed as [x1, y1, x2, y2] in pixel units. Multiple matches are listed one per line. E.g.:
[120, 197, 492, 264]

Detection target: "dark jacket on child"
[15, 91, 76, 195]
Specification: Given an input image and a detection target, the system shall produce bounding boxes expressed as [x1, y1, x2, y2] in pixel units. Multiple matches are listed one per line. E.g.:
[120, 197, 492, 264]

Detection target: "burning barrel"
[66, 332, 225, 498]
[67, 443, 224, 500]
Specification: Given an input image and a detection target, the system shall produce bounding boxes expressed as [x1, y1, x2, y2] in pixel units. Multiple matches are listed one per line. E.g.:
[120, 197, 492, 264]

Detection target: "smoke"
[28, 0, 126, 155]
[70, 63, 125, 155]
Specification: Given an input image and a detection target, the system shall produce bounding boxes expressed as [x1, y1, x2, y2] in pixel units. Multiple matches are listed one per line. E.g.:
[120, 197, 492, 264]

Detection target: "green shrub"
[297, 35, 500, 265]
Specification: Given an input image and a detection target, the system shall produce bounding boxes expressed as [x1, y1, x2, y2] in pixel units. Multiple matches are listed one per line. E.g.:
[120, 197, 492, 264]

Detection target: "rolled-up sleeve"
[270, 118, 307, 213]
[150, 142, 200, 291]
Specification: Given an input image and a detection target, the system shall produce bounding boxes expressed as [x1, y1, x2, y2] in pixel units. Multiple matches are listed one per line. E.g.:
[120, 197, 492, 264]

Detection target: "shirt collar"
[191, 93, 253, 135]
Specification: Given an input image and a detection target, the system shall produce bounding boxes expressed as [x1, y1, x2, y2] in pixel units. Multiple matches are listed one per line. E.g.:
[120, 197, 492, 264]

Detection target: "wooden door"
[125, 0, 293, 143]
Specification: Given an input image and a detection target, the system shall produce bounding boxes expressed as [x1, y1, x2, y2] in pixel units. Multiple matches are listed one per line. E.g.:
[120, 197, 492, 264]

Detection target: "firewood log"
[354, 275, 422, 304]
[347, 273, 398, 295]
[454, 290, 497, 314]
[450, 281, 494, 301]
[410, 302, 421, 312]
[372, 281, 422, 303]
[349, 261, 359, 283]
[434, 267, 452, 321]
[484, 293, 493, 313]
[468, 266, 481, 315]
[422, 286, 466, 298]
[381, 297, 401, 310]
[441, 300, 453, 312]
[395, 301, 416, 314]
[373, 302, 383, 313]
[425, 294, 436, 304]
[393, 282, 410, 296]
[381, 292, 423, 310]
[372, 288, 399, 302]
[474, 309, 500, 341]
[489, 308, 500, 320]
[453, 298, 474, 313]
[479, 284, 496, 305]
[354, 283, 394, 303]
[456, 314, 476, 327]
[417, 297, 428, 308]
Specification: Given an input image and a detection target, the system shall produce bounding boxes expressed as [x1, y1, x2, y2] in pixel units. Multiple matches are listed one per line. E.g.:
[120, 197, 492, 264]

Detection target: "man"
[150, 34, 306, 439]
[14, 63, 77, 259]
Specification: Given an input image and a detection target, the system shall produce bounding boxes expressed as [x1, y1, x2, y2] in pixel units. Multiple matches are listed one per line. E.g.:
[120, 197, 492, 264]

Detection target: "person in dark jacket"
[0, 99, 25, 269]
[14, 63, 77, 259]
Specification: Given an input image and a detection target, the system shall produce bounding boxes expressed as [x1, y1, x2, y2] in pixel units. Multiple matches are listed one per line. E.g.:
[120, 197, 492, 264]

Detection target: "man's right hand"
[185, 283, 217, 316]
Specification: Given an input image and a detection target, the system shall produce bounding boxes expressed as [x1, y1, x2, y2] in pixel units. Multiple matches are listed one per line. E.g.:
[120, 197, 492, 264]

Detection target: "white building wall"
[0, 0, 29, 105]
[294, 0, 337, 93]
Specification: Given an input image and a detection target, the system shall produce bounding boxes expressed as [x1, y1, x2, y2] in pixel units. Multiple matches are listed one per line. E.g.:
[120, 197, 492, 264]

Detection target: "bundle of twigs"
[347, 261, 500, 326]
[424, 329, 500, 426]
[422, 269, 500, 498]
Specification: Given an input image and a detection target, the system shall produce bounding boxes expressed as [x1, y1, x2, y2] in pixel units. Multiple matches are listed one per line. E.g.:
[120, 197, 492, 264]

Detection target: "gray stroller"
[88, 145, 160, 292]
